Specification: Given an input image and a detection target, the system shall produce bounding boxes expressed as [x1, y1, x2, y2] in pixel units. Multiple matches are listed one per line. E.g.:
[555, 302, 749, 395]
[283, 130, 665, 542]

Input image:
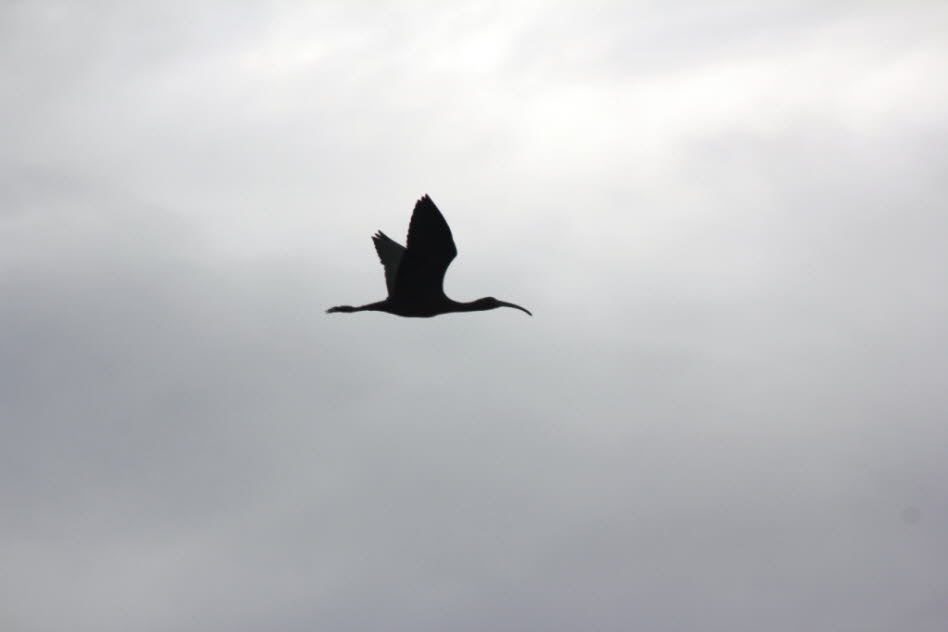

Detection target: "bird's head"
[475, 296, 532, 316]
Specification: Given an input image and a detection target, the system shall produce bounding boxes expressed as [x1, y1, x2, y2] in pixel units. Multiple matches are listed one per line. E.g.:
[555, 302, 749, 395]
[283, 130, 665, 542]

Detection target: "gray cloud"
[2, 1, 947, 631]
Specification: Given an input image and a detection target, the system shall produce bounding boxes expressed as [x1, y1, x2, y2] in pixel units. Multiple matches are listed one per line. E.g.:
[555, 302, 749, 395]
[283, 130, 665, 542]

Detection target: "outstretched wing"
[393, 195, 458, 300]
[372, 231, 405, 298]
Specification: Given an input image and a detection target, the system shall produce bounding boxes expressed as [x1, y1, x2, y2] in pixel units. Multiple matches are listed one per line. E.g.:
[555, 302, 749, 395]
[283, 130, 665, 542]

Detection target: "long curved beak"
[498, 300, 532, 316]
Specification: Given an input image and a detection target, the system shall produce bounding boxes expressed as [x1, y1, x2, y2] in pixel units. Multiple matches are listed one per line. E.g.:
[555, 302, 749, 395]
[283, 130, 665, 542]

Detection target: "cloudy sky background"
[2, 1, 947, 630]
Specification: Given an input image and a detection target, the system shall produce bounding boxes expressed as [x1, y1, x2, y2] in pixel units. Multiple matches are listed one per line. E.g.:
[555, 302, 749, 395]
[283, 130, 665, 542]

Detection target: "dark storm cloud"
[3, 1, 948, 631]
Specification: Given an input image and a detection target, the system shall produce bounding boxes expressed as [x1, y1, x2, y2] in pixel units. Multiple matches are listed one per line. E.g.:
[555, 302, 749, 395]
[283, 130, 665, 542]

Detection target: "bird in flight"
[327, 195, 532, 318]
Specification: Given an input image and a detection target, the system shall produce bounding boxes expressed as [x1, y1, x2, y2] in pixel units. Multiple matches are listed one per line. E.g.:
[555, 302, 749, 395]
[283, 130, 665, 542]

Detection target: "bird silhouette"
[327, 195, 532, 318]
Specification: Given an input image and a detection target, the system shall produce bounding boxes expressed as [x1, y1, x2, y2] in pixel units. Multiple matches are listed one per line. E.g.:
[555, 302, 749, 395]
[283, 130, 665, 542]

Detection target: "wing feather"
[393, 195, 457, 300]
[372, 231, 405, 298]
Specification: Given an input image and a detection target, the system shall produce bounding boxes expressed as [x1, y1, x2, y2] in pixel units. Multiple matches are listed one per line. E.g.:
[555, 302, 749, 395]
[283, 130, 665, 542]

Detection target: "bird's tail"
[326, 301, 388, 314]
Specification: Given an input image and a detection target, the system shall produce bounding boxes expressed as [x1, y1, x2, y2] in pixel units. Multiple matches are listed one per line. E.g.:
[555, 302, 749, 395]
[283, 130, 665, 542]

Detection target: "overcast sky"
[2, 1, 947, 630]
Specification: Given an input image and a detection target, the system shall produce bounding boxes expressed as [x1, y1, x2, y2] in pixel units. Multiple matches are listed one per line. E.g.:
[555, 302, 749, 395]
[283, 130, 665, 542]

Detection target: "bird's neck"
[445, 298, 488, 313]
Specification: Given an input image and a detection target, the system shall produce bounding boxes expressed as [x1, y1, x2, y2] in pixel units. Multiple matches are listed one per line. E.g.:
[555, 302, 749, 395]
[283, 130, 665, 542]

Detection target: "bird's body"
[327, 195, 531, 318]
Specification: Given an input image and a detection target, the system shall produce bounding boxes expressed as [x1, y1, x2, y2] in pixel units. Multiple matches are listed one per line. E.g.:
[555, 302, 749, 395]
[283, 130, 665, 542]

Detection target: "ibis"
[327, 195, 532, 318]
